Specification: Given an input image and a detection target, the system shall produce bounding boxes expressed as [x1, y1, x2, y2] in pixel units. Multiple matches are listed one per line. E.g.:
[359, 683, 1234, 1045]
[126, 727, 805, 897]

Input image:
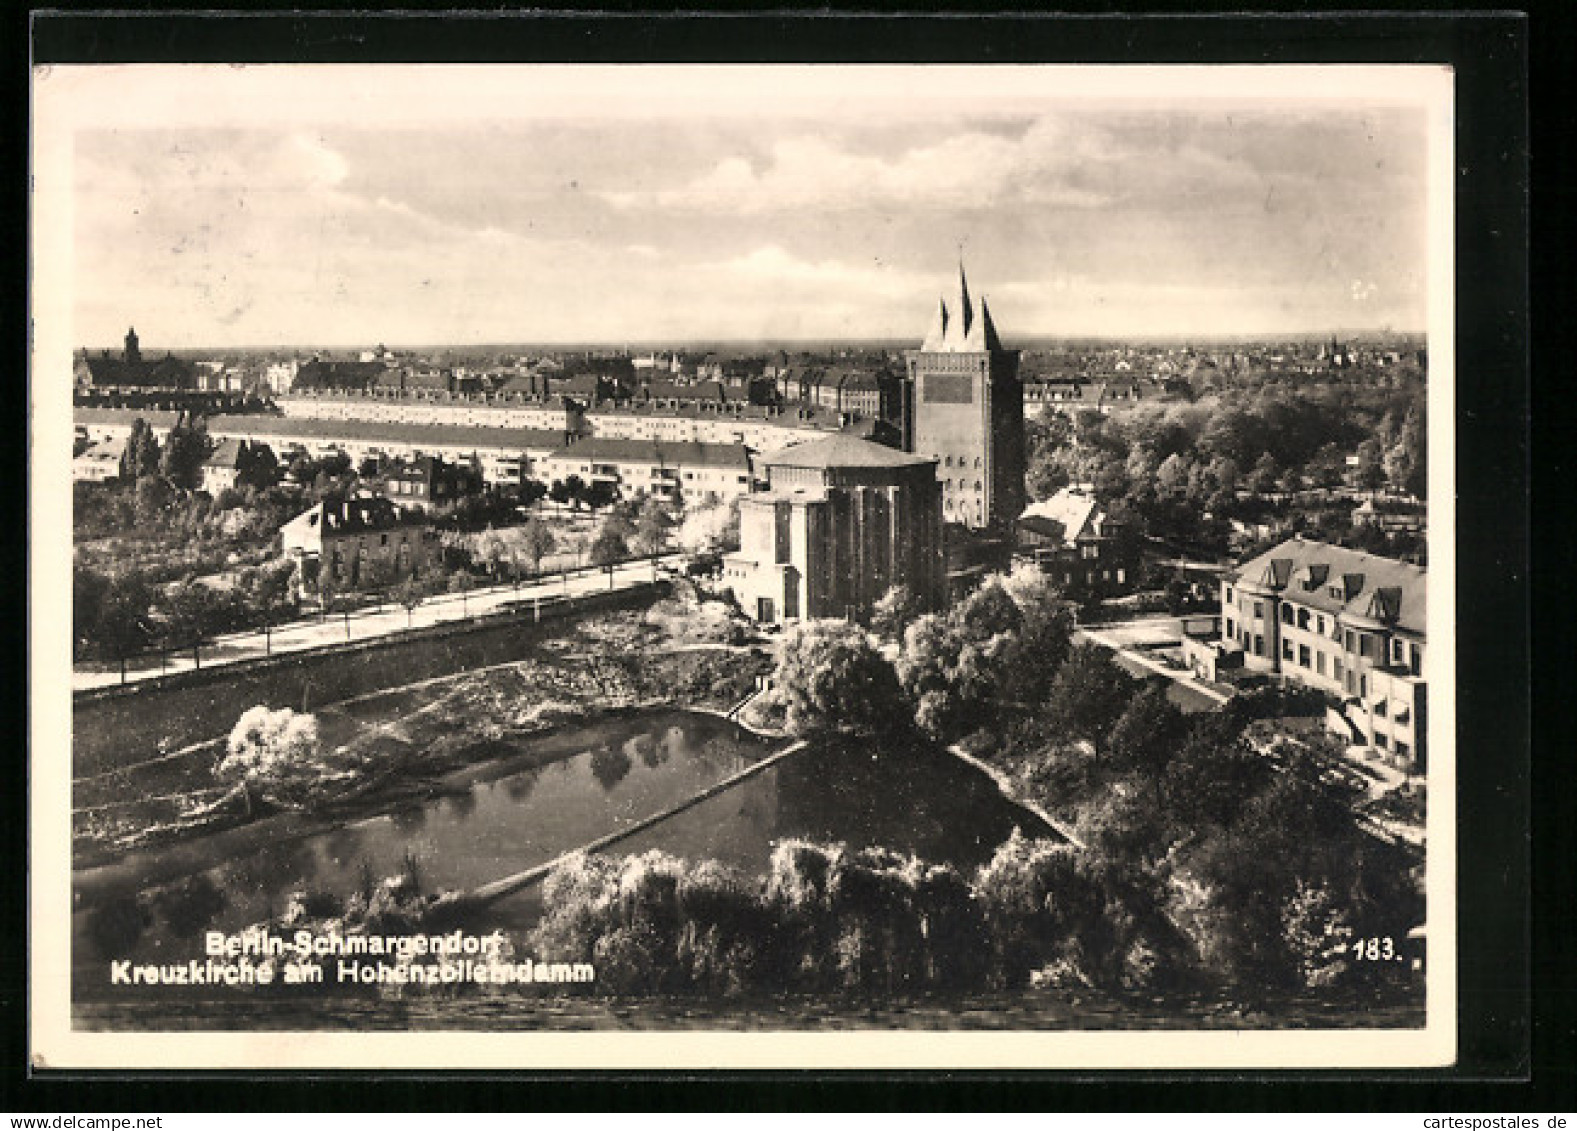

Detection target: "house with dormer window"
[1214, 536, 1427, 768]
[279, 493, 434, 596]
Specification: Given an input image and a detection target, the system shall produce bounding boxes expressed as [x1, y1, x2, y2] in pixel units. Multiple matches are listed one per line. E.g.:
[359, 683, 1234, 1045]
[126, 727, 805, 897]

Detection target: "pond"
[72, 707, 1052, 1008]
[74, 710, 772, 994]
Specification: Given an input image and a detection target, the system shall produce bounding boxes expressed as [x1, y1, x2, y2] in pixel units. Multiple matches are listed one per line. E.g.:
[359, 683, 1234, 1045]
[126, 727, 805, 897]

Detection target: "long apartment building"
[75, 406, 186, 446]
[204, 414, 571, 489]
[276, 390, 587, 435]
[535, 437, 753, 507]
[584, 400, 877, 449]
[1220, 536, 1427, 768]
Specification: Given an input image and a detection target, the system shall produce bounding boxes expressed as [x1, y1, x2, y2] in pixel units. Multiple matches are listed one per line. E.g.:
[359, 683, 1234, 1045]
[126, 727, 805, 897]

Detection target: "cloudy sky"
[38, 65, 1449, 349]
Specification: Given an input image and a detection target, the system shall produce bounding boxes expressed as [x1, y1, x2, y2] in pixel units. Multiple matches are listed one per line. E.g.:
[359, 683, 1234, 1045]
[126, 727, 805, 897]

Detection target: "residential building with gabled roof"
[280, 493, 434, 595]
[199, 436, 264, 496]
[536, 437, 754, 507]
[1218, 535, 1427, 768]
[72, 436, 128, 483]
[1016, 485, 1137, 594]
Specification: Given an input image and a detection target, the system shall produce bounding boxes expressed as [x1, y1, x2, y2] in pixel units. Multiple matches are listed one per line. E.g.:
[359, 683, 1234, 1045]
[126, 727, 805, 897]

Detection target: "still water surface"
[74, 708, 1050, 1003]
[70, 705, 1422, 1031]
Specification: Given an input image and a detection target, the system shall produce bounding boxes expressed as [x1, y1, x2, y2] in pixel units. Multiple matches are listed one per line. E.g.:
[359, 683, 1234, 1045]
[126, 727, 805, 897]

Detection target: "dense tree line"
[74, 557, 298, 667]
[529, 837, 1191, 998]
[754, 571, 1419, 995]
[1025, 377, 1427, 559]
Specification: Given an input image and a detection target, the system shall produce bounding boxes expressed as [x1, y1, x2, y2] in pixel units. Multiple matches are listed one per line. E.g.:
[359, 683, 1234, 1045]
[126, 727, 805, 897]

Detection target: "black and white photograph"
[30, 58, 1457, 1070]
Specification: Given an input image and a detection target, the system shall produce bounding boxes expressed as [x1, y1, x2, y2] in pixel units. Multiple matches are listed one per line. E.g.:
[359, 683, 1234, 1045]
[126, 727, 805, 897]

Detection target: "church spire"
[950, 260, 974, 346]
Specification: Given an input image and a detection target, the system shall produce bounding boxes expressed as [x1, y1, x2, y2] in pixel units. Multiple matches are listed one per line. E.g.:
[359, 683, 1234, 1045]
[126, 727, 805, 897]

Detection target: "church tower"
[123, 326, 141, 365]
[902, 263, 1024, 533]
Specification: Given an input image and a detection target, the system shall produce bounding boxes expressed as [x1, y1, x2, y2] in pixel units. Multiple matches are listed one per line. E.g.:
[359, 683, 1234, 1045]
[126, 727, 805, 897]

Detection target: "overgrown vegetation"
[1026, 373, 1427, 562]
[744, 566, 1421, 997]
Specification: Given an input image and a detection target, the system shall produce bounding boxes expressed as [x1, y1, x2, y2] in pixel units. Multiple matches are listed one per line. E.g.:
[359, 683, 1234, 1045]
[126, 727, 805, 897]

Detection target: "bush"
[215, 705, 352, 812]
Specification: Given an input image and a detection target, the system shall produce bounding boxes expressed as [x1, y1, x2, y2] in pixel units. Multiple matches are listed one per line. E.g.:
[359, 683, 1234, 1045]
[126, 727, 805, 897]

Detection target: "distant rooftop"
[540, 436, 751, 470]
[759, 433, 932, 470]
[1232, 535, 1426, 636]
[207, 414, 569, 451]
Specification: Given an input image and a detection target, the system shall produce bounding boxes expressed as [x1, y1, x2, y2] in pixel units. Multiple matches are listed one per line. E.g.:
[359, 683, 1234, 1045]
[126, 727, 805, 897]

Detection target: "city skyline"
[40, 65, 1449, 348]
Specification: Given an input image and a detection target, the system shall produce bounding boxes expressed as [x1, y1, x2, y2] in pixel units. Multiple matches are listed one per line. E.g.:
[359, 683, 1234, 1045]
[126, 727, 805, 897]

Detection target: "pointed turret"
[974, 296, 1004, 352]
[921, 298, 951, 351]
[946, 262, 975, 347]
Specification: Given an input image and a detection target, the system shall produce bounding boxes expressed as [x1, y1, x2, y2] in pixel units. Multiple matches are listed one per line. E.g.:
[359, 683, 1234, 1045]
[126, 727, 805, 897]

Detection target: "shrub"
[215, 706, 333, 811]
[1280, 880, 1357, 989]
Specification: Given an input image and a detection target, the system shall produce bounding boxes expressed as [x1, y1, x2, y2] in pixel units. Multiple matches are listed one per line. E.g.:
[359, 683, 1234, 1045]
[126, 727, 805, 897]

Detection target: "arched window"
[1280, 604, 1294, 625]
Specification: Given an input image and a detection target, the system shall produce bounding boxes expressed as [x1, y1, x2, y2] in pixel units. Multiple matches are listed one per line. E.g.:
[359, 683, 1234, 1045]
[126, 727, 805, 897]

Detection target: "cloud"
[280, 132, 349, 188]
[600, 123, 1113, 215]
[718, 245, 930, 298]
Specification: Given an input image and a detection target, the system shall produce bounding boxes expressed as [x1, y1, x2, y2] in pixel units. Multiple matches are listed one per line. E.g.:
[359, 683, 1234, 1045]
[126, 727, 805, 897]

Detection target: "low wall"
[72, 583, 666, 776]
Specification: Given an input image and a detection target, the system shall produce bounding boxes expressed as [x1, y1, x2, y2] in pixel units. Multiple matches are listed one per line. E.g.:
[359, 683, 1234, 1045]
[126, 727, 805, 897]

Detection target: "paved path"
[1075, 617, 1233, 712]
[74, 554, 684, 692]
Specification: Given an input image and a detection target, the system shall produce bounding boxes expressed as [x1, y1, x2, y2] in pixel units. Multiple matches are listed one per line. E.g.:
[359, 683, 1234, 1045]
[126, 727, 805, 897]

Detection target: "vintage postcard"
[31, 61, 1456, 1069]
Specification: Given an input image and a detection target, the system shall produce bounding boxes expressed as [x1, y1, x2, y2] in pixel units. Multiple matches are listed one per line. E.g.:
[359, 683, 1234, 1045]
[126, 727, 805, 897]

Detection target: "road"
[1074, 615, 1233, 714]
[74, 553, 684, 692]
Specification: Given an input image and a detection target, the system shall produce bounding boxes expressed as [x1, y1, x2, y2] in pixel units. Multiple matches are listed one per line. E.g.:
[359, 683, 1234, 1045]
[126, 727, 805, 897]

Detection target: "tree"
[1385, 402, 1426, 499]
[215, 706, 326, 813]
[1350, 438, 1386, 494]
[76, 568, 153, 678]
[238, 559, 298, 653]
[897, 612, 968, 738]
[395, 575, 424, 628]
[1043, 643, 1138, 750]
[997, 564, 1075, 703]
[517, 477, 549, 508]
[479, 530, 509, 580]
[870, 584, 921, 642]
[519, 516, 557, 577]
[582, 479, 620, 511]
[1207, 455, 1242, 497]
[133, 474, 173, 523]
[1107, 683, 1190, 773]
[562, 474, 588, 509]
[1247, 451, 1280, 495]
[160, 422, 210, 490]
[121, 418, 162, 480]
[161, 579, 218, 665]
[589, 518, 630, 587]
[894, 569, 1074, 744]
[676, 500, 741, 557]
[1155, 452, 1194, 500]
[633, 495, 675, 569]
[1124, 447, 1160, 490]
[448, 568, 477, 616]
[1199, 406, 1261, 466]
[773, 620, 908, 738]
